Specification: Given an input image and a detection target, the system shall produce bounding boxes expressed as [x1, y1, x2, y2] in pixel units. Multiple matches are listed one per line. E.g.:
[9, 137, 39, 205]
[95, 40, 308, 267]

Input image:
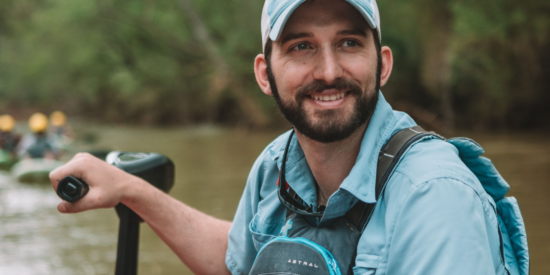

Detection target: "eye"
[292, 43, 310, 51]
[342, 40, 358, 47]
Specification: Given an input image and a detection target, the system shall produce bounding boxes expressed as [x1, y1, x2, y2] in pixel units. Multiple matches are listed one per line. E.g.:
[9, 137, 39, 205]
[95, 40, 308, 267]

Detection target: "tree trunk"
[418, 3, 455, 131]
[178, 0, 267, 127]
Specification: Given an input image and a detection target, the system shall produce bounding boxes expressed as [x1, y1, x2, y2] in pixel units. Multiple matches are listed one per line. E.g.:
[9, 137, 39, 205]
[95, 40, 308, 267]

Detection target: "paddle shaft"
[115, 204, 141, 275]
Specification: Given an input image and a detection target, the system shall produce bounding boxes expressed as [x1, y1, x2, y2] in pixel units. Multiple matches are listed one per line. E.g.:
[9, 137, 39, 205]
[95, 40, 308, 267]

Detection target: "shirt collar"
[340, 92, 397, 203]
[269, 92, 408, 205]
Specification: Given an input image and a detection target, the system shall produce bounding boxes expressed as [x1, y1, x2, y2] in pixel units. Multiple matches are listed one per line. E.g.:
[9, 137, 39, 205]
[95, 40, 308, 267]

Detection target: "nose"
[312, 47, 343, 84]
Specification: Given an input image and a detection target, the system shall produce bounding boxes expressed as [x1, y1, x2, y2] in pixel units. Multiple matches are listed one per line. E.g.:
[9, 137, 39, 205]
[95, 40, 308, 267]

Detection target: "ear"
[379, 46, 393, 87]
[254, 54, 273, 95]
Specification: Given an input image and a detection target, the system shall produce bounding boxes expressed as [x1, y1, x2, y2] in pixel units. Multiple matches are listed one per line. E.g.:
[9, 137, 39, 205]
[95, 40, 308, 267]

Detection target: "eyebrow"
[280, 29, 368, 45]
[337, 29, 368, 37]
[281, 32, 313, 44]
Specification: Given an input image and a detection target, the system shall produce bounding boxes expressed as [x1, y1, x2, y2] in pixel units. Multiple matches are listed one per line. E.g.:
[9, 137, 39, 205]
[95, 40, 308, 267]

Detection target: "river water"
[0, 125, 548, 274]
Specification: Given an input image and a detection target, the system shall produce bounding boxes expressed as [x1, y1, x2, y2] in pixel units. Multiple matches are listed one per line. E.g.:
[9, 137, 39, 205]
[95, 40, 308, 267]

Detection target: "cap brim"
[267, 0, 381, 44]
[269, 0, 306, 42]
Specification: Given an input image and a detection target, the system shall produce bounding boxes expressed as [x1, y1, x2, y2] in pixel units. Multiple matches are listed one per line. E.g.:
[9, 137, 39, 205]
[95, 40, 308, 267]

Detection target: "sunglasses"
[277, 129, 325, 217]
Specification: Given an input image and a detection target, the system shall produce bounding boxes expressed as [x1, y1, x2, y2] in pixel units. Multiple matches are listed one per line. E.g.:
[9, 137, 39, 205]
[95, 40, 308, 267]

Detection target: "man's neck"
[295, 122, 369, 205]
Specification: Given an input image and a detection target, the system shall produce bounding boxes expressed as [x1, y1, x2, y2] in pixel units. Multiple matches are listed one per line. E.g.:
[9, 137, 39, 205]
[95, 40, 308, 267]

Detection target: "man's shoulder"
[360, 136, 506, 275]
[376, 137, 487, 223]
[393, 137, 482, 191]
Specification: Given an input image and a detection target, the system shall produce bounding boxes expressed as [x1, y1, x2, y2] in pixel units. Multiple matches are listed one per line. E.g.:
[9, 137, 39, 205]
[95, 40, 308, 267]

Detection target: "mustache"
[295, 78, 363, 99]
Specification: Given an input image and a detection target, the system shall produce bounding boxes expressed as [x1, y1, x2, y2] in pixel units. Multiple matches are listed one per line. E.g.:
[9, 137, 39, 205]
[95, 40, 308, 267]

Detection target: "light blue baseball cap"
[261, 0, 381, 51]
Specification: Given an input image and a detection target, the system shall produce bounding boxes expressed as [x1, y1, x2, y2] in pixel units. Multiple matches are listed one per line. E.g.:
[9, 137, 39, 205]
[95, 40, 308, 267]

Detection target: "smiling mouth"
[308, 91, 348, 102]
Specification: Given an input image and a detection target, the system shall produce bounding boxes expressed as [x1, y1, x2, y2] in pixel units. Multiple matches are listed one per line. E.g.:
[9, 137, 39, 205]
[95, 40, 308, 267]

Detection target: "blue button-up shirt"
[226, 93, 508, 275]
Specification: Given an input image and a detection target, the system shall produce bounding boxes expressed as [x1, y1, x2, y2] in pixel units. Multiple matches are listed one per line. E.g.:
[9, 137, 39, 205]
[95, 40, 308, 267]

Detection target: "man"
[50, 0, 510, 274]
[0, 114, 21, 157]
[18, 112, 57, 159]
[49, 111, 73, 157]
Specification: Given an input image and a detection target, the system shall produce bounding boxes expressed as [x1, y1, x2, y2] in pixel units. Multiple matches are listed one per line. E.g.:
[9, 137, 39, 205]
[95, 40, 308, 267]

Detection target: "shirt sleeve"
[385, 177, 497, 275]
[225, 153, 264, 275]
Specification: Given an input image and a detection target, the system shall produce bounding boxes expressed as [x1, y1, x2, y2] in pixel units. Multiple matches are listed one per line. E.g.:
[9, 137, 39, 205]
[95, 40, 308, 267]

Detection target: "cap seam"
[269, 1, 296, 29]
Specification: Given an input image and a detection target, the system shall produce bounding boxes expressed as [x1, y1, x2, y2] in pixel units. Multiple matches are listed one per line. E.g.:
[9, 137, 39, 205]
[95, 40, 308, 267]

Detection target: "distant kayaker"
[0, 114, 21, 157]
[49, 111, 73, 154]
[18, 113, 57, 159]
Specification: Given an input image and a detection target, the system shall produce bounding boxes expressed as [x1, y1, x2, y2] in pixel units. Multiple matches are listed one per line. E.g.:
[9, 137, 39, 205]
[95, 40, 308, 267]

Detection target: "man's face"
[267, 0, 380, 143]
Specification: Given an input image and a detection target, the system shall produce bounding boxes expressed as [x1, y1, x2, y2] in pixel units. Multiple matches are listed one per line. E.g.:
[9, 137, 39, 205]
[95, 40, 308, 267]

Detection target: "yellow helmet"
[0, 115, 15, 132]
[50, 111, 67, 127]
[29, 112, 48, 133]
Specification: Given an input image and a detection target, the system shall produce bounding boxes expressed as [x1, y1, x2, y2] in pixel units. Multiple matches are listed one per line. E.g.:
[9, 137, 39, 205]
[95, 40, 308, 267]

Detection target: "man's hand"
[50, 152, 143, 213]
[49, 152, 232, 275]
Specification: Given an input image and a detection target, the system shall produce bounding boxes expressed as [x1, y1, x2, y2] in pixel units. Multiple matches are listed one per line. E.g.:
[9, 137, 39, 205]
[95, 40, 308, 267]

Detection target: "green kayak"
[11, 158, 65, 183]
[0, 149, 17, 169]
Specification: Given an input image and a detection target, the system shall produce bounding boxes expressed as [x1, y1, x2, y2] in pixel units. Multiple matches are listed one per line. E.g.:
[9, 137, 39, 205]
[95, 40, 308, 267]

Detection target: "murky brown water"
[0, 125, 548, 274]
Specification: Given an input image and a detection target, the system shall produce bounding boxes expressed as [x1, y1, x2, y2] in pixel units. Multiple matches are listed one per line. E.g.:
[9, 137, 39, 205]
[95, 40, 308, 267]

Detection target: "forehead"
[280, 0, 369, 38]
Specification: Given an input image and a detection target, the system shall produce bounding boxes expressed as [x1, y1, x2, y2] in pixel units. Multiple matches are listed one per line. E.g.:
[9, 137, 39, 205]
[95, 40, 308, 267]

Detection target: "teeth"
[312, 92, 346, 101]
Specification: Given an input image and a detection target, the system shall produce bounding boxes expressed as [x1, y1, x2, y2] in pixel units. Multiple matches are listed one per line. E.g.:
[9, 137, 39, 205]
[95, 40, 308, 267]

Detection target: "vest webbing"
[344, 125, 443, 230]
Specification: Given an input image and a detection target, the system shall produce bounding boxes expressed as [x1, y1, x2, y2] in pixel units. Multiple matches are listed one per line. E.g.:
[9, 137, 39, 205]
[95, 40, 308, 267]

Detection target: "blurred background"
[0, 0, 549, 130]
[0, 0, 548, 274]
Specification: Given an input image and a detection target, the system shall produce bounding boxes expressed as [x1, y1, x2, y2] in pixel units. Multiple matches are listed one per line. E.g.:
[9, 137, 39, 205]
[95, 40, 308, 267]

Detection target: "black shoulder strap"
[345, 126, 443, 231]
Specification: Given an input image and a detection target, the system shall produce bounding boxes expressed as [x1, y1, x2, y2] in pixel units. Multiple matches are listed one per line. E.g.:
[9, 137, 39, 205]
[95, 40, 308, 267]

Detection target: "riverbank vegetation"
[0, 0, 548, 130]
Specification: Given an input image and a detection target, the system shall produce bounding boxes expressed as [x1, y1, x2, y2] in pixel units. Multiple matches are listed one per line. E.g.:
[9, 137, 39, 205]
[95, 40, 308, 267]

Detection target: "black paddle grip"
[57, 176, 89, 202]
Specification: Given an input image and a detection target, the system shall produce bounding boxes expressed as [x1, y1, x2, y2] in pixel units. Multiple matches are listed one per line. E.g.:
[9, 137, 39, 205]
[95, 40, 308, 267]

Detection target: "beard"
[267, 59, 381, 143]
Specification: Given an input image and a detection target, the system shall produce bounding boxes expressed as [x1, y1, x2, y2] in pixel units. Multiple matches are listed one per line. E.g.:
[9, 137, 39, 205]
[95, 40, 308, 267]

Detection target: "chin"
[297, 114, 360, 143]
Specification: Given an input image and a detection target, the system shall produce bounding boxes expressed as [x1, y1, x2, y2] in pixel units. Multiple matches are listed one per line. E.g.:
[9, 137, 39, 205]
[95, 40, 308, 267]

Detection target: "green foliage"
[449, 0, 550, 128]
[0, 0, 548, 129]
[379, 0, 550, 129]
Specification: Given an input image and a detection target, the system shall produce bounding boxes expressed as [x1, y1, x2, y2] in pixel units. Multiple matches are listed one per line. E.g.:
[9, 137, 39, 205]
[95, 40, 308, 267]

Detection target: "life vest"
[249, 126, 529, 275]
